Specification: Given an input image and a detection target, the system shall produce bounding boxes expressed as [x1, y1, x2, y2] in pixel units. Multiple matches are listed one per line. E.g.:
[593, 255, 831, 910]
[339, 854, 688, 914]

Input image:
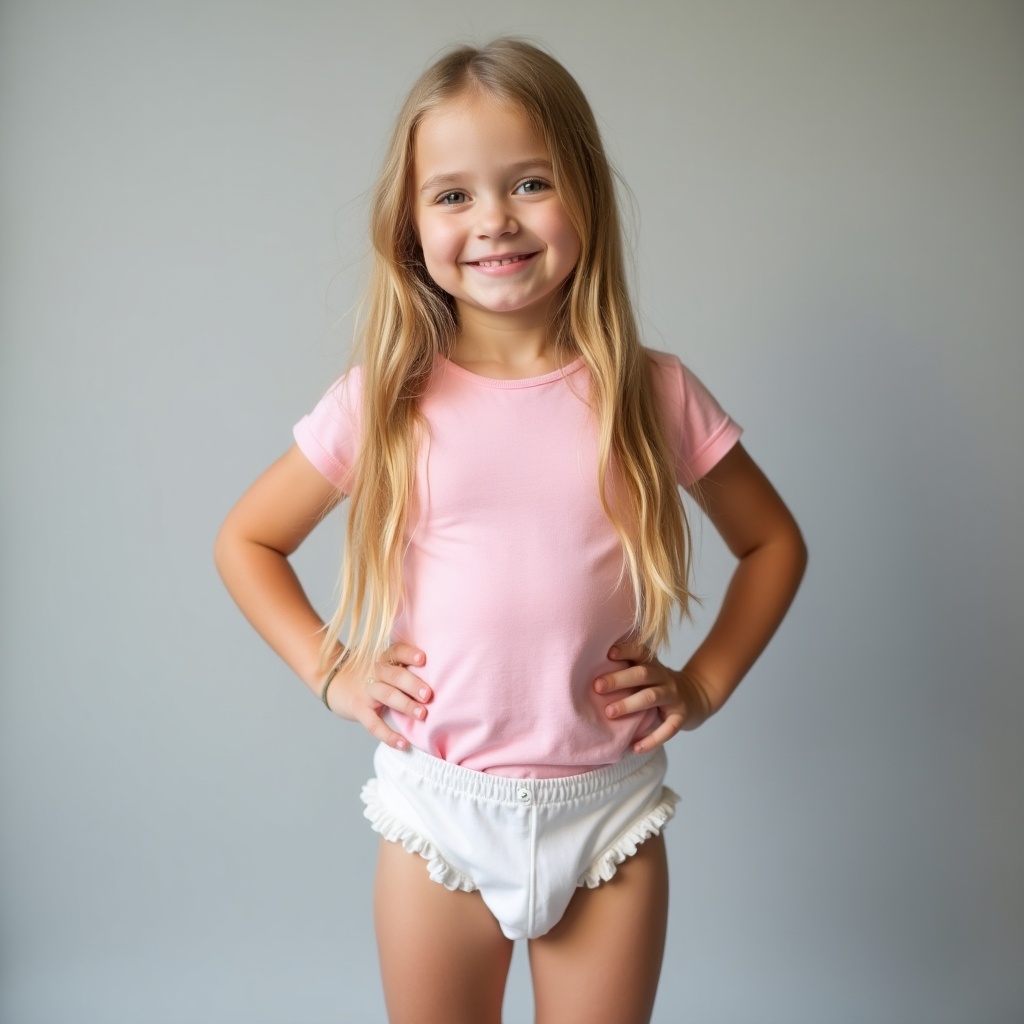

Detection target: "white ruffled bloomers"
[362, 778, 679, 891]
[360, 743, 678, 940]
[576, 785, 679, 888]
[361, 777, 477, 892]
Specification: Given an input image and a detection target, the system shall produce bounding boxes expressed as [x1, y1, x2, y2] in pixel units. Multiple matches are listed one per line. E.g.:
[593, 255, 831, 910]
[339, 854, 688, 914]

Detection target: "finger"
[356, 705, 411, 751]
[384, 642, 426, 668]
[375, 662, 432, 703]
[631, 715, 684, 754]
[604, 685, 665, 719]
[594, 662, 653, 694]
[608, 641, 652, 663]
[366, 676, 428, 721]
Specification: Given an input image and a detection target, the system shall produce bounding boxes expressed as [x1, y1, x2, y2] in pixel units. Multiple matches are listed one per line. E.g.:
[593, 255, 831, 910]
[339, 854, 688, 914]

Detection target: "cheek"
[546, 211, 582, 269]
[565, 226, 583, 267]
[418, 217, 463, 267]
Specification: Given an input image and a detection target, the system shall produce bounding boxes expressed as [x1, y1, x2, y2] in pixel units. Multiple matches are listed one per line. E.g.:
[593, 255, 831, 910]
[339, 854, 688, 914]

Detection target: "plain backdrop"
[2, 2, 1022, 1022]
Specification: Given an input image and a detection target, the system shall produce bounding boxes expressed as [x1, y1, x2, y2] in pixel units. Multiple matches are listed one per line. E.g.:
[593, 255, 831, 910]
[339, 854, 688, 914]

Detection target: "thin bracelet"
[320, 654, 347, 709]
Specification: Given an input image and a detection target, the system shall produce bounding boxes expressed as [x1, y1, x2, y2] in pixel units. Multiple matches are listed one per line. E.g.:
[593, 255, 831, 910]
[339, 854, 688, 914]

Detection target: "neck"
[452, 303, 569, 379]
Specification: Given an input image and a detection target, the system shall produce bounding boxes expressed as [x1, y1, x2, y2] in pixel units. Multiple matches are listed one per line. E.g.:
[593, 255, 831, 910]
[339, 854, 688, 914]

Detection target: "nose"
[475, 194, 518, 238]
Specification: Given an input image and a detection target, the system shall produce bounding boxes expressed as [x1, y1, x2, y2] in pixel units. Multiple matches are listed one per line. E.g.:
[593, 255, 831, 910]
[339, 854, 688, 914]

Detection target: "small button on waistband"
[517, 787, 531, 803]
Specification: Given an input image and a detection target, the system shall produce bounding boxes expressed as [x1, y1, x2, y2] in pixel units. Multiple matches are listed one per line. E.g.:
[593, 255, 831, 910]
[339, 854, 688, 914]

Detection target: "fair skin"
[215, 88, 806, 1024]
[413, 89, 581, 378]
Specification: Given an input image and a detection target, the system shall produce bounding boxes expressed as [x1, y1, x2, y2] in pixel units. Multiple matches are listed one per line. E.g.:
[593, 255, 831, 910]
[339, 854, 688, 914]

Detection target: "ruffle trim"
[360, 779, 476, 893]
[578, 785, 681, 889]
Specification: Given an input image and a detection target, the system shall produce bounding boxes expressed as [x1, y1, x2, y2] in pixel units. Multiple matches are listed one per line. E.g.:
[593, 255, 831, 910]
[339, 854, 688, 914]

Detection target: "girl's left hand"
[594, 642, 715, 753]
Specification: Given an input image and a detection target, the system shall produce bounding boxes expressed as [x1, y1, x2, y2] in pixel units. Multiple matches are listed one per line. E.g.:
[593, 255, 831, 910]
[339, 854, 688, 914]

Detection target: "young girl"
[215, 38, 806, 1024]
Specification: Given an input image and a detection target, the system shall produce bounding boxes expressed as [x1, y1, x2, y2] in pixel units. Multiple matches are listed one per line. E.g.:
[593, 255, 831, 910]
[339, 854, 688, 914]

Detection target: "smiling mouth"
[467, 253, 536, 267]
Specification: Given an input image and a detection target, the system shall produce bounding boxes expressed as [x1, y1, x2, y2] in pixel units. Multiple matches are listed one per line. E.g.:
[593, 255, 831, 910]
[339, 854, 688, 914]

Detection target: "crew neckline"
[436, 354, 586, 390]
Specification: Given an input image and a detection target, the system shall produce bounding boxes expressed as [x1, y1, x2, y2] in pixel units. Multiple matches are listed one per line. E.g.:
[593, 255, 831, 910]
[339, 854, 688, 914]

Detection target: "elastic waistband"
[374, 743, 666, 807]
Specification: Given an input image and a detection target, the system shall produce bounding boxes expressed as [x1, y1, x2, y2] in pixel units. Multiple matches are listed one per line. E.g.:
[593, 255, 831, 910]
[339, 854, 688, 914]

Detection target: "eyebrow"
[417, 159, 553, 195]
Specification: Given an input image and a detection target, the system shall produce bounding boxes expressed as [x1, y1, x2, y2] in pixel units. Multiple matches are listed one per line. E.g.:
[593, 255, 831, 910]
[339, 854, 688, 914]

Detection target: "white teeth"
[476, 255, 529, 267]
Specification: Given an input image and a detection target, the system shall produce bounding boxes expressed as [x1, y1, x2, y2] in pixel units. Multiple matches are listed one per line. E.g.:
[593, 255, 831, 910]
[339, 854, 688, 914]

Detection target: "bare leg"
[528, 833, 669, 1024]
[374, 839, 515, 1024]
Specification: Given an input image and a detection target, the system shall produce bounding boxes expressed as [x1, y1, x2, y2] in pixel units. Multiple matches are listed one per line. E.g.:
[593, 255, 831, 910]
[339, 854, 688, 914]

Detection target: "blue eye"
[515, 179, 549, 195]
[438, 191, 467, 206]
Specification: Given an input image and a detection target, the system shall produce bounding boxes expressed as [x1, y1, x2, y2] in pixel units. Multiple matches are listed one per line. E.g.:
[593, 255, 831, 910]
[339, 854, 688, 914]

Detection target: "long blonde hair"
[323, 38, 691, 674]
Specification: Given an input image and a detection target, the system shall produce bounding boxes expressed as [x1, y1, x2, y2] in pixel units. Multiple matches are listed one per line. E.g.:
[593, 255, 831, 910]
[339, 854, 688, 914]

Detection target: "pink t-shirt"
[294, 349, 741, 778]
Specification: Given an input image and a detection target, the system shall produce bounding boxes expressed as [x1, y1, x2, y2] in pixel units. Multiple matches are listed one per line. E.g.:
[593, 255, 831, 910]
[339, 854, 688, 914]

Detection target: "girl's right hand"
[326, 643, 431, 750]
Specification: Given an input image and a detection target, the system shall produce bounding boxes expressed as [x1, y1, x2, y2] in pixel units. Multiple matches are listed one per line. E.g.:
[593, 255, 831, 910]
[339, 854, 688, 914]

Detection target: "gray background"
[2, 2, 1022, 1022]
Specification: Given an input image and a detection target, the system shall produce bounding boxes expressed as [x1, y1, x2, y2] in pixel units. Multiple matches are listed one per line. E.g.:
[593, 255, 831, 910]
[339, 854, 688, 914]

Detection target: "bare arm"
[596, 442, 808, 747]
[213, 444, 430, 747]
[679, 441, 807, 714]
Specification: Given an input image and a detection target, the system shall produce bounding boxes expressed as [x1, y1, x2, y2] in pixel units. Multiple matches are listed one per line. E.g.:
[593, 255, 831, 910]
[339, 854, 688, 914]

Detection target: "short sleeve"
[292, 365, 363, 492]
[647, 349, 743, 487]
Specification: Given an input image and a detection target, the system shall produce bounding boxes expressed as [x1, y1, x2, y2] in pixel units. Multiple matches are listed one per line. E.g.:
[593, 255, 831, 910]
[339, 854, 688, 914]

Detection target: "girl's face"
[411, 91, 581, 329]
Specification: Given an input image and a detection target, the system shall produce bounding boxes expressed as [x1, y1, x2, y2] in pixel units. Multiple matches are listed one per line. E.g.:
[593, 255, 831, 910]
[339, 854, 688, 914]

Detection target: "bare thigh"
[528, 833, 669, 1024]
[374, 839, 514, 1024]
